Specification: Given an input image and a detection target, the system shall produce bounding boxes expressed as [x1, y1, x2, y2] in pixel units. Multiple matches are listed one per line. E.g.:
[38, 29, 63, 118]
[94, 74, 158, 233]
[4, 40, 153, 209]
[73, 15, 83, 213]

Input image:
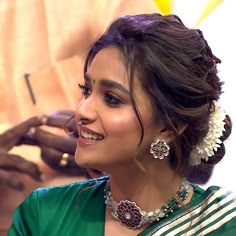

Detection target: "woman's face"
[74, 47, 166, 172]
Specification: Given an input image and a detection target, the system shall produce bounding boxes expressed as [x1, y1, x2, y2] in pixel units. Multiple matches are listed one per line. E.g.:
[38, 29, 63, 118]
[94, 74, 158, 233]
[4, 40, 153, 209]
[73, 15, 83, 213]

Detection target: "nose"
[75, 96, 98, 124]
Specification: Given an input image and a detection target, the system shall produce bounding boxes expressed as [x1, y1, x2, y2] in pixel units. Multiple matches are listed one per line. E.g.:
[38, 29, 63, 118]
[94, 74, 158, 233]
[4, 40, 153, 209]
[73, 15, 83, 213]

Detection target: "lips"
[78, 125, 104, 145]
[81, 130, 103, 140]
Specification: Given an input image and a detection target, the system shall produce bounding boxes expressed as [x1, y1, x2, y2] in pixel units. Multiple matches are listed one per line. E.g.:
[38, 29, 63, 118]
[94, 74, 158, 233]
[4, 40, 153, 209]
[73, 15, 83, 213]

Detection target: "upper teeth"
[81, 131, 103, 140]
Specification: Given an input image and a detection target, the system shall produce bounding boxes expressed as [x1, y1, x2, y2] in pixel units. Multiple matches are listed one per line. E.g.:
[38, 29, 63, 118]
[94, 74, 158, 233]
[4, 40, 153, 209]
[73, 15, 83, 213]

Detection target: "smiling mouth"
[80, 131, 104, 141]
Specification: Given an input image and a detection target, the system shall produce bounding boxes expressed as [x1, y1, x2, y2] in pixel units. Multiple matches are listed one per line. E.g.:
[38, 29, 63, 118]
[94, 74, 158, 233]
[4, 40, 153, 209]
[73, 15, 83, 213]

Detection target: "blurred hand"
[0, 110, 102, 191]
[31, 110, 103, 179]
[0, 117, 43, 191]
[27, 110, 89, 177]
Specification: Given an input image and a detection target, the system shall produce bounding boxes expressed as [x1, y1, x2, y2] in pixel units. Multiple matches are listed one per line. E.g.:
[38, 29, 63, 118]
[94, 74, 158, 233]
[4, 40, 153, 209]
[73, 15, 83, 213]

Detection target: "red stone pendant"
[116, 200, 143, 229]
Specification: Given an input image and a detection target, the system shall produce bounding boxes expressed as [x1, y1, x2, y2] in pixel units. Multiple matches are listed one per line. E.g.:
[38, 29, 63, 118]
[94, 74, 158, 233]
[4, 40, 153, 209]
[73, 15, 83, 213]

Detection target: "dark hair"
[83, 13, 232, 184]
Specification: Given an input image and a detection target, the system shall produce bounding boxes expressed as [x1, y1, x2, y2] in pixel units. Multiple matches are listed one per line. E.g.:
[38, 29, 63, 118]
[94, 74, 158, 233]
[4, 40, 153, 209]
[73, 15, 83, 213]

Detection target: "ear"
[158, 123, 187, 143]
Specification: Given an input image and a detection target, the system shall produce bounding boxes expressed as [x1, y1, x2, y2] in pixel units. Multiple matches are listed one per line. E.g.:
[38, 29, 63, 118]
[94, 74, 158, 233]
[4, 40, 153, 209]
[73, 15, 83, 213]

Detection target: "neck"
[107, 161, 183, 212]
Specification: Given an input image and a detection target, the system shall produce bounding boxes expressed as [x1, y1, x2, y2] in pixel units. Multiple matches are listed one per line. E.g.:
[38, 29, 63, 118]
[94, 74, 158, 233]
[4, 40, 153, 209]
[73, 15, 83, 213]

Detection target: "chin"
[75, 147, 102, 169]
[74, 156, 90, 168]
[75, 153, 98, 170]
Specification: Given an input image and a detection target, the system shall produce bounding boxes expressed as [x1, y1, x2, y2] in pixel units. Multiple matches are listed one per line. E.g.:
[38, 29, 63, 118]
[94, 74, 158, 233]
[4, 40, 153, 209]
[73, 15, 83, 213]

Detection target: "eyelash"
[78, 83, 122, 106]
[78, 83, 91, 97]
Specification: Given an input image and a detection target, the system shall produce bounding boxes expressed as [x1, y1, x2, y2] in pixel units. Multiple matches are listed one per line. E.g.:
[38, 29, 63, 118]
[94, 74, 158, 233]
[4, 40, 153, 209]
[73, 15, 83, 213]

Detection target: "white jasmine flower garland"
[189, 106, 226, 166]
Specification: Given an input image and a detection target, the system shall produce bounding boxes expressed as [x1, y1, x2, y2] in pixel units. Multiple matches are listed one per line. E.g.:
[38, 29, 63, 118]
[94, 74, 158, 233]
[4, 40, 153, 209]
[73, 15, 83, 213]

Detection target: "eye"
[78, 83, 91, 98]
[104, 92, 122, 106]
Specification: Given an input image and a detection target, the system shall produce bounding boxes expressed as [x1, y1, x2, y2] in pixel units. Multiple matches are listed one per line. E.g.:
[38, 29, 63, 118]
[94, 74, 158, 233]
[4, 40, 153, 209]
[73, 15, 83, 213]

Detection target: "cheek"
[102, 111, 140, 136]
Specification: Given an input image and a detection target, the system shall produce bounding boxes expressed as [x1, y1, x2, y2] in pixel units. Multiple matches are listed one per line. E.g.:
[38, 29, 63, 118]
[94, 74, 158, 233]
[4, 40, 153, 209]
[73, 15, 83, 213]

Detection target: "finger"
[46, 115, 72, 129]
[47, 110, 74, 117]
[43, 110, 75, 129]
[0, 170, 24, 191]
[34, 128, 77, 153]
[0, 116, 42, 151]
[44, 110, 77, 137]
[15, 133, 39, 146]
[0, 153, 42, 181]
[40, 145, 74, 166]
[40, 145, 88, 176]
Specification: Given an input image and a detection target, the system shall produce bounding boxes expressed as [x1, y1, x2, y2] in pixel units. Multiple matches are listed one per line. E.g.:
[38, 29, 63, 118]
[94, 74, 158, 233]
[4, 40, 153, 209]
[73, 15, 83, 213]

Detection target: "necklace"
[104, 179, 191, 230]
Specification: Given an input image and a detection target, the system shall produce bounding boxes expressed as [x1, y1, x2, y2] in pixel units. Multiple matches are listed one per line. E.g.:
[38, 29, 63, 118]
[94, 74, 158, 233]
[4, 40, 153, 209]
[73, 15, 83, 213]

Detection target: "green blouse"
[8, 177, 236, 235]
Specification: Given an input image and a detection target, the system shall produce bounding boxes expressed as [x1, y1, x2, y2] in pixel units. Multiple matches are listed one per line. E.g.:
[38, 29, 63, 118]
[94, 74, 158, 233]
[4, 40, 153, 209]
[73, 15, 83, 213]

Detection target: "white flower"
[189, 106, 226, 166]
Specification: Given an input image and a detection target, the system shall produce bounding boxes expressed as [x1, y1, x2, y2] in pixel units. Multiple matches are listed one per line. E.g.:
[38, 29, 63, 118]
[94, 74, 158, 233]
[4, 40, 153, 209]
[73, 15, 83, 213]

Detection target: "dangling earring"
[150, 139, 170, 159]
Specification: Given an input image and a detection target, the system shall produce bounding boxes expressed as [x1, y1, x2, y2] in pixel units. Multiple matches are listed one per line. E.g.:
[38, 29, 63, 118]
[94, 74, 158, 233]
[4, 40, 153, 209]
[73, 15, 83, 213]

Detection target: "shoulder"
[8, 177, 108, 235]
[22, 176, 108, 213]
[193, 184, 236, 207]
[34, 176, 108, 200]
[189, 185, 236, 235]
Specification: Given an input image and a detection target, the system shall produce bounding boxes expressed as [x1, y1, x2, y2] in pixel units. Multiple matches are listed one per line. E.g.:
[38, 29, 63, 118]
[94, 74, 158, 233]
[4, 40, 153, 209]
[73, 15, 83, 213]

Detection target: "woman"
[8, 13, 236, 235]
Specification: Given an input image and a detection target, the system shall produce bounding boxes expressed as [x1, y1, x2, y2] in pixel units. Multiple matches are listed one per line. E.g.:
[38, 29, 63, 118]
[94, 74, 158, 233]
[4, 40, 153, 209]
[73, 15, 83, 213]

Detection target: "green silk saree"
[8, 177, 236, 235]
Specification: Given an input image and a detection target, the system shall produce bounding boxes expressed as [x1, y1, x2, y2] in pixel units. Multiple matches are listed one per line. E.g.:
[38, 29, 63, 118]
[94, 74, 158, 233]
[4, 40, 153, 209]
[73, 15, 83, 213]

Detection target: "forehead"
[87, 47, 151, 108]
[87, 47, 128, 85]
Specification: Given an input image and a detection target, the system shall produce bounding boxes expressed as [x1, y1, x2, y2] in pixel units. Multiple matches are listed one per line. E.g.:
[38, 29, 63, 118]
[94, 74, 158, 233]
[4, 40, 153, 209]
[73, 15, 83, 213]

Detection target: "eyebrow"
[84, 73, 130, 95]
